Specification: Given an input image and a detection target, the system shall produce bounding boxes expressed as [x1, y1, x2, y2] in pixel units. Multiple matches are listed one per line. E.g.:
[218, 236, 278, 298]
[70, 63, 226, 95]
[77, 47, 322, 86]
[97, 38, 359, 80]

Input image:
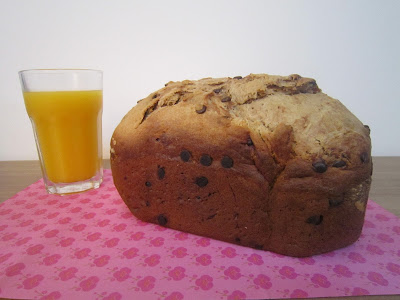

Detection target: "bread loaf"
[110, 74, 372, 257]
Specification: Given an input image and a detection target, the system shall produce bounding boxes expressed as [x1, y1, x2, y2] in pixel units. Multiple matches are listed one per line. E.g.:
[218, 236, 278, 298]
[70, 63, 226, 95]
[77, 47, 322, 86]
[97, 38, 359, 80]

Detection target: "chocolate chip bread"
[110, 74, 372, 257]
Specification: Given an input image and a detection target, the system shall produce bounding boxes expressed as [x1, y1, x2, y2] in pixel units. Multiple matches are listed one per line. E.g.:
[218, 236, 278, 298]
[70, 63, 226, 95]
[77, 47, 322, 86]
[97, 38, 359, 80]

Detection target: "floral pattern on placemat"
[0, 169, 399, 299]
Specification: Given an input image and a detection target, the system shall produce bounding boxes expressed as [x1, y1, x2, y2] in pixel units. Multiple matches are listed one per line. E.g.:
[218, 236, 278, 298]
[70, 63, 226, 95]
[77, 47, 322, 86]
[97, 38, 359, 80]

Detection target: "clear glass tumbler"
[19, 69, 103, 194]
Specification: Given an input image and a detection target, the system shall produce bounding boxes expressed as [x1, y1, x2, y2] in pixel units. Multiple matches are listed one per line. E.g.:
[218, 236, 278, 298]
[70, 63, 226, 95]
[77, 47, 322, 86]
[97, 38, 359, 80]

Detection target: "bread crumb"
[355, 201, 365, 212]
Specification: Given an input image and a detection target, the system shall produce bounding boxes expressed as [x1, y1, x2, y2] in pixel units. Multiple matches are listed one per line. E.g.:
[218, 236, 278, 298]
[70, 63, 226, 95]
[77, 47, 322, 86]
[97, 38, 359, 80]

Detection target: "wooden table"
[0, 158, 399, 300]
[0, 160, 110, 204]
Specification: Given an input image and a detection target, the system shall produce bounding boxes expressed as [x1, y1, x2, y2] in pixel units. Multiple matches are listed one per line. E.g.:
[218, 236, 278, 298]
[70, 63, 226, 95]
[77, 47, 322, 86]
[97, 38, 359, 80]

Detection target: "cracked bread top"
[114, 73, 371, 170]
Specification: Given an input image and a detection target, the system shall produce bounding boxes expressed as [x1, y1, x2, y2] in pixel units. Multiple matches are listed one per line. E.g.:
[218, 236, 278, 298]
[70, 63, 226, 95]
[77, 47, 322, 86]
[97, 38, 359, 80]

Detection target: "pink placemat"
[0, 169, 399, 300]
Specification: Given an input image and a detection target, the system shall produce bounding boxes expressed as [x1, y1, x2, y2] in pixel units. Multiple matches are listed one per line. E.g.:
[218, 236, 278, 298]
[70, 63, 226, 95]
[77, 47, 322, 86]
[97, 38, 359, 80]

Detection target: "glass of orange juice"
[19, 69, 103, 194]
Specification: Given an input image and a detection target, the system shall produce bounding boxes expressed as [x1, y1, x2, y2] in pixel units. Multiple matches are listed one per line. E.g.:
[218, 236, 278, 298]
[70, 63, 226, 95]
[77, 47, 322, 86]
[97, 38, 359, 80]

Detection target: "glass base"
[44, 168, 103, 195]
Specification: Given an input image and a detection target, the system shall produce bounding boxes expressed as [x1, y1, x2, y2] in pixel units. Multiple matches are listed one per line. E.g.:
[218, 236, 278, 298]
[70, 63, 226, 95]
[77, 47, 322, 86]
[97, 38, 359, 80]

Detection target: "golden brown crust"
[110, 73, 372, 257]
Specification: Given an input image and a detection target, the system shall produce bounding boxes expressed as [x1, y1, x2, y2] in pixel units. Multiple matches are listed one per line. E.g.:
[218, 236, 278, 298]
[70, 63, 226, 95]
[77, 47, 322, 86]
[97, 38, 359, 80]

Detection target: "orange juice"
[23, 90, 102, 183]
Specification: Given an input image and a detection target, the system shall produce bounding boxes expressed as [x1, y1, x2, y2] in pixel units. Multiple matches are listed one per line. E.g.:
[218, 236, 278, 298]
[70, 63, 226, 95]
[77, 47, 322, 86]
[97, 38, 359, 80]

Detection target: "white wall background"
[0, 0, 399, 160]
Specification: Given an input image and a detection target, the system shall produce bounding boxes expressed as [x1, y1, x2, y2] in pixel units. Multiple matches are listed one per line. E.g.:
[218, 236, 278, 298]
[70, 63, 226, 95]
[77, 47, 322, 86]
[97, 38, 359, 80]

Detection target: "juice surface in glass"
[23, 90, 102, 183]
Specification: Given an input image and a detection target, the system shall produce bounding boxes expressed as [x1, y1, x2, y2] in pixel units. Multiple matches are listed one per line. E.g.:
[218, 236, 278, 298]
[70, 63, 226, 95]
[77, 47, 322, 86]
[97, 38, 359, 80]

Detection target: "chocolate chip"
[221, 156, 234, 168]
[157, 167, 165, 179]
[246, 137, 253, 146]
[360, 152, 369, 163]
[145, 201, 151, 207]
[235, 237, 241, 243]
[221, 97, 231, 102]
[364, 125, 370, 133]
[312, 160, 327, 173]
[180, 150, 191, 162]
[195, 105, 207, 114]
[306, 215, 323, 225]
[213, 88, 222, 94]
[157, 214, 168, 226]
[200, 154, 213, 166]
[332, 160, 346, 168]
[152, 93, 158, 99]
[233, 76, 242, 79]
[329, 198, 343, 207]
[207, 214, 216, 220]
[195, 176, 208, 187]
[145, 181, 152, 187]
[254, 244, 263, 250]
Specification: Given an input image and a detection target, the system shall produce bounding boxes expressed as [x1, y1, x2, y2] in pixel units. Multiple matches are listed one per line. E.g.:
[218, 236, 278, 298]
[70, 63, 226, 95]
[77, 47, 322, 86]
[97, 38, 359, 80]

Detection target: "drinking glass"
[19, 69, 103, 194]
